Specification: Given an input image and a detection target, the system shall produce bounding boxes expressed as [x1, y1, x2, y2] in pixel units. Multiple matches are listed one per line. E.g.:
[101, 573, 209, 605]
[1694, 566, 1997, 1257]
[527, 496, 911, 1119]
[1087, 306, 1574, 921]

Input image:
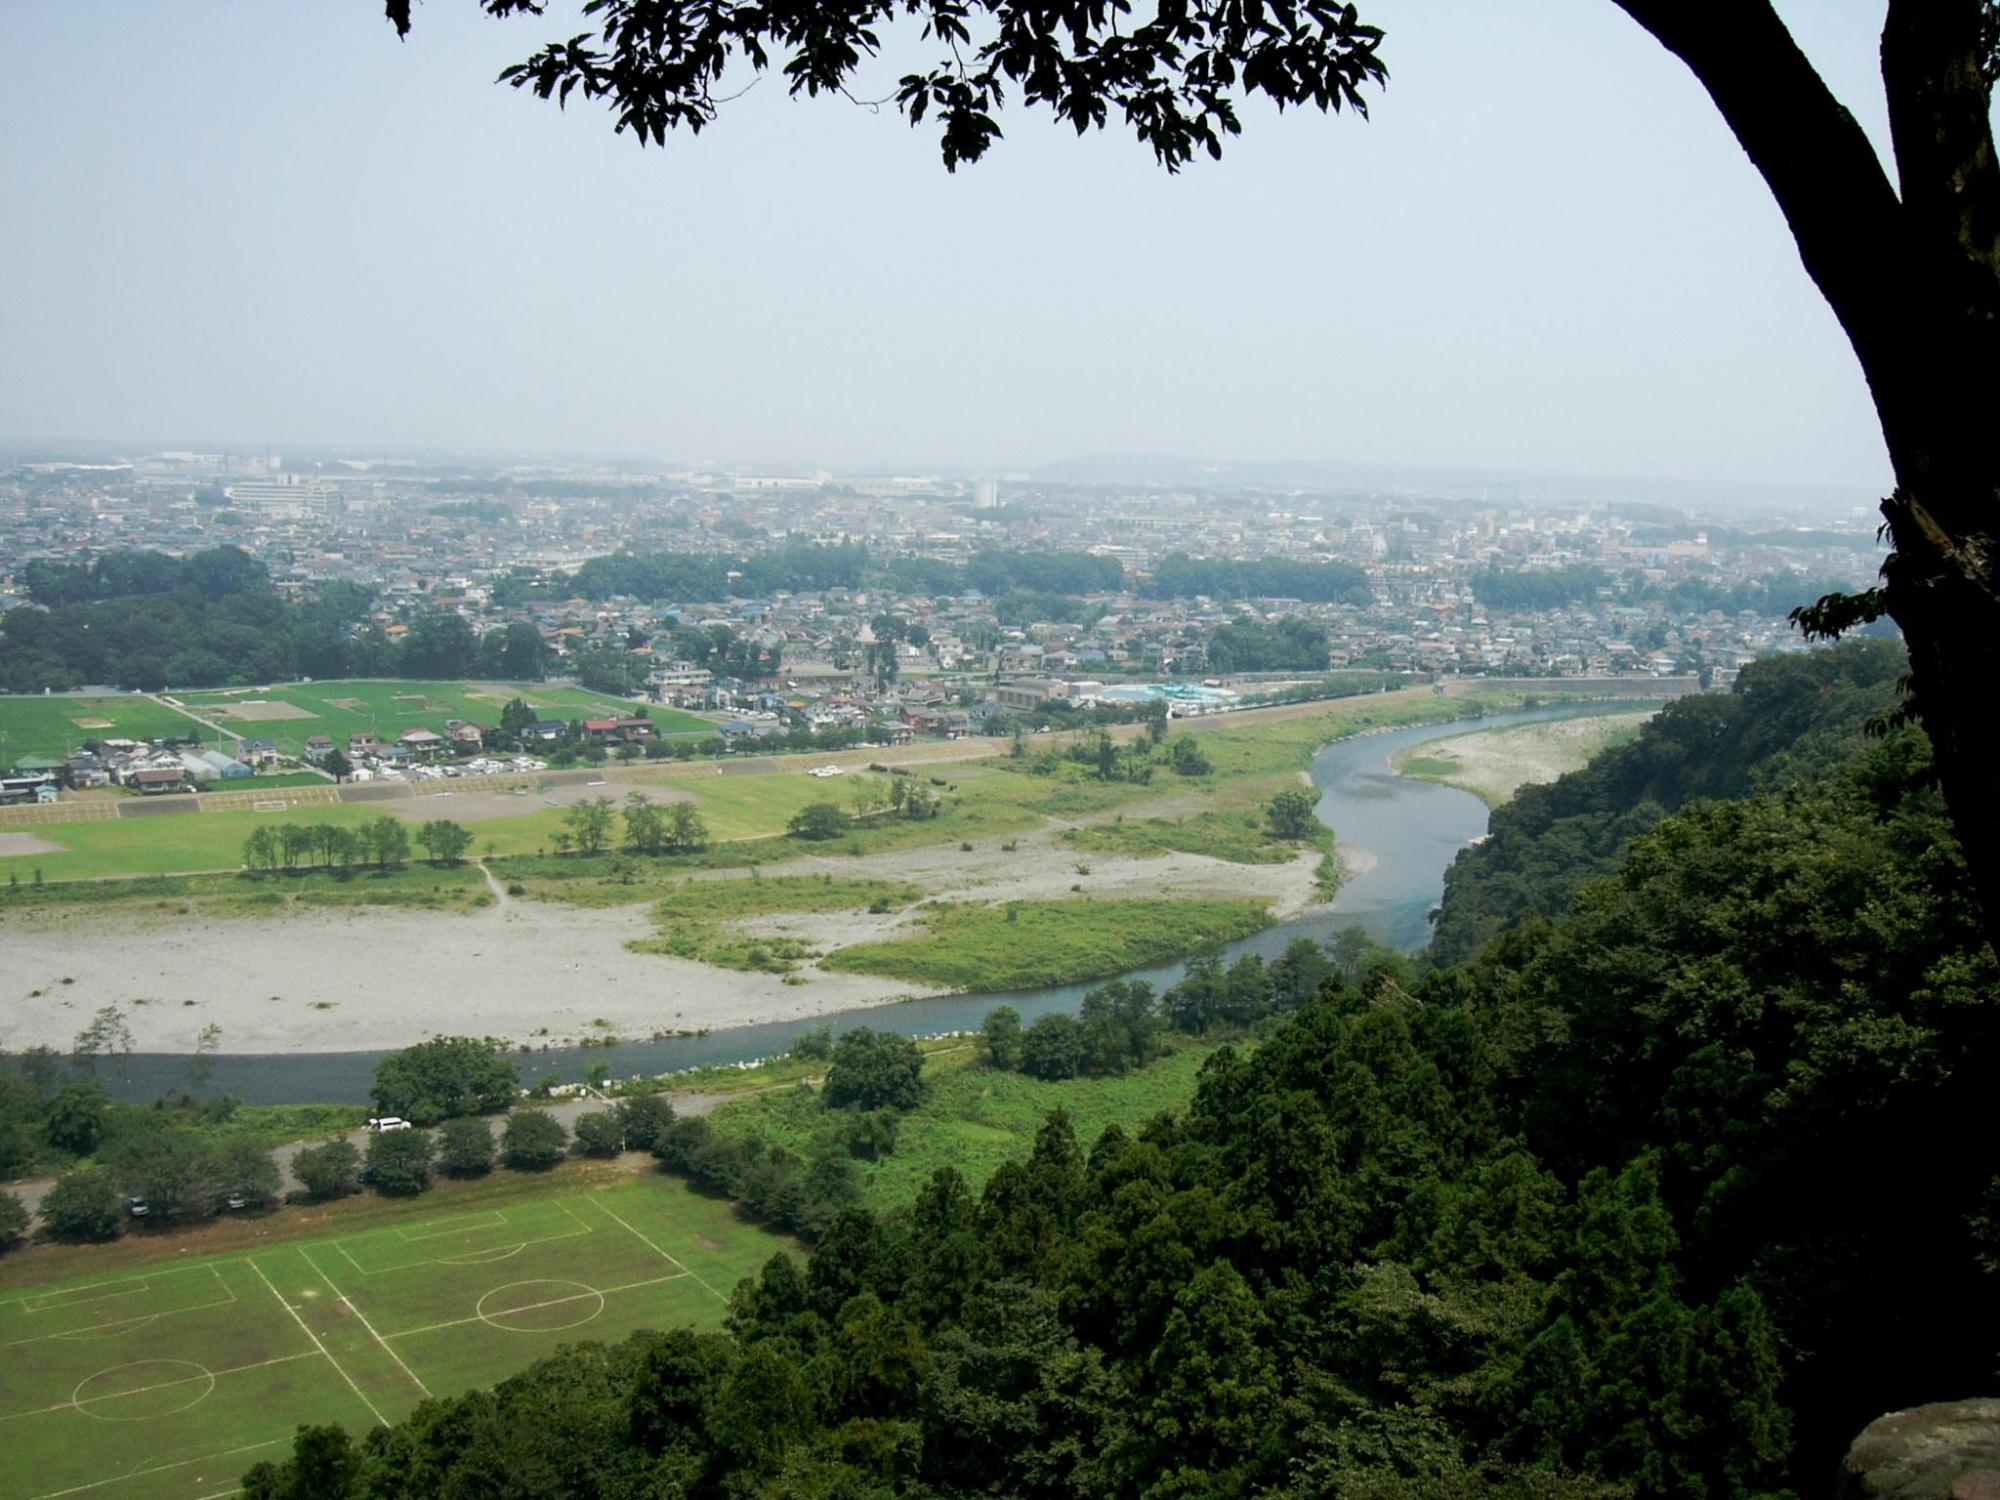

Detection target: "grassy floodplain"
[818, 896, 1273, 990]
[0, 1169, 790, 1500]
[3, 685, 1523, 886]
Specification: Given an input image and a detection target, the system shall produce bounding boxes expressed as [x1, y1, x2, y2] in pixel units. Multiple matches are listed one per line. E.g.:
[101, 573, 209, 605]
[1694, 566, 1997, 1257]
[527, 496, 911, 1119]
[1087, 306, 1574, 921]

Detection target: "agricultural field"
[1391, 707, 1657, 808]
[709, 1041, 1227, 1210]
[174, 680, 715, 756]
[0, 695, 210, 766]
[820, 896, 1273, 991]
[0, 1173, 788, 1500]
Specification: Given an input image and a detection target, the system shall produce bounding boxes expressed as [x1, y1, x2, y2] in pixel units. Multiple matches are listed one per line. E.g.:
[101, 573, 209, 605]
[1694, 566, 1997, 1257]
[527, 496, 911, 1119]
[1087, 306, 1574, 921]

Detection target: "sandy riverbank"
[1392, 710, 1656, 808]
[0, 825, 1330, 1055]
[0, 897, 943, 1055]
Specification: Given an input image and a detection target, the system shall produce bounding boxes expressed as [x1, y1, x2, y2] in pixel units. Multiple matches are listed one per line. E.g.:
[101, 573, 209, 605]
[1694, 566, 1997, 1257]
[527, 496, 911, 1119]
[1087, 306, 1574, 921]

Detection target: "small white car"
[367, 1116, 413, 1133]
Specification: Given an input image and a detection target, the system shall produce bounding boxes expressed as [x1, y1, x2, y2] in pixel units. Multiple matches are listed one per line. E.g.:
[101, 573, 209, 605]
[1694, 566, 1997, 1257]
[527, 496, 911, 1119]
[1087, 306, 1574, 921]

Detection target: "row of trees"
[553, 794, 709, 856]
[242, 817, 473, 872]
[39, 1127, 281, 1240]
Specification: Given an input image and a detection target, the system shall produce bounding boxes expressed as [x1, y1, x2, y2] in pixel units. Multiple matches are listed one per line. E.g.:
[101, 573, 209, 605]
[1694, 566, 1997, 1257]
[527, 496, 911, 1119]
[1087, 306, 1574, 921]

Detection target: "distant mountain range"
[1023, 452, 1874, 518]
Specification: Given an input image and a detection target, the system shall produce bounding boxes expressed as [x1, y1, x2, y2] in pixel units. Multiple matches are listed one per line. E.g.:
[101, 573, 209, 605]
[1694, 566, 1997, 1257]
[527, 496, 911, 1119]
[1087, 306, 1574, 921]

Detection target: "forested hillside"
[1427, 641, 1907, 964]
[244, 656, 1998, 1498]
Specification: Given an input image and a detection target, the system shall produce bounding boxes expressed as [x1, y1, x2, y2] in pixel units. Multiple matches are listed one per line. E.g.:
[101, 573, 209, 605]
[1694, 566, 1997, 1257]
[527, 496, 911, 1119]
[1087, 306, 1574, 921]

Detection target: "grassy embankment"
[617, 1035, 968, 1099]
[708, 1041, 1228, 1211]
[1391, 706, 1658, 808]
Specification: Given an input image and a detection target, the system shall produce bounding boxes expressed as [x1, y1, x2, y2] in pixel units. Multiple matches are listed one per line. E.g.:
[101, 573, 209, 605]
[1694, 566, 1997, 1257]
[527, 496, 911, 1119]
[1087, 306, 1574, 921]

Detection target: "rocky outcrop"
[1840, 1400, 2000, 1500]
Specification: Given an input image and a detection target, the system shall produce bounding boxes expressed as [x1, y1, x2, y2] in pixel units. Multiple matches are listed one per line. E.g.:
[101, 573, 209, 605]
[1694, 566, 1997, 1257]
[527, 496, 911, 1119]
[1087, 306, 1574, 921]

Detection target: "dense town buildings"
[0, 450, 1885, 725]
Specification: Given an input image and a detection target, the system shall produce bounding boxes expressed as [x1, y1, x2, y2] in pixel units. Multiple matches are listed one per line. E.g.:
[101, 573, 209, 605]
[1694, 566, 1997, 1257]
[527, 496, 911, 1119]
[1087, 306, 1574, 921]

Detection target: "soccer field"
[0, 1178, 782, 1500]
[0, 697, 210, 766]
[175, 681, 716, 757]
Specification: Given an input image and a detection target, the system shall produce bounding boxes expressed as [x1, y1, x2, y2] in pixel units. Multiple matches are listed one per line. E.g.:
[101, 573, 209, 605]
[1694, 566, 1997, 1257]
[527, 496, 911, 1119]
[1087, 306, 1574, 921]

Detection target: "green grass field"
[821, 896, 1272, 990]
[174, 680, 715, 756]
[711, 1043, 1226, 1209]
[0, 1174, 788, 1500]
[0, 696, 210, 766]
[1061, 807, 1302, 864]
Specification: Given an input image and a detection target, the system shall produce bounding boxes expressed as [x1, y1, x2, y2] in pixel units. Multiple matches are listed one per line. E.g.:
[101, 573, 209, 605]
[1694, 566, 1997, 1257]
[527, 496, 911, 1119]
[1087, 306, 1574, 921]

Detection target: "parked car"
[126, 1196, 149, 1218]
[367, 1116, 412, 1133]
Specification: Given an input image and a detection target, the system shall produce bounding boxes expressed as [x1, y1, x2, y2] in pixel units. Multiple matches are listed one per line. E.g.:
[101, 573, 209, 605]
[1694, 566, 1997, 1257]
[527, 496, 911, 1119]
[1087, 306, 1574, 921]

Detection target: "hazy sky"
[0, 1, 1908, 493]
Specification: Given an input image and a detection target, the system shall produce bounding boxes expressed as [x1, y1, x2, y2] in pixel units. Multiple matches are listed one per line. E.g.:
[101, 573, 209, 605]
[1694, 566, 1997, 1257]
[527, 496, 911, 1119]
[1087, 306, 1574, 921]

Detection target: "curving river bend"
[85, 706, 1606, 1104]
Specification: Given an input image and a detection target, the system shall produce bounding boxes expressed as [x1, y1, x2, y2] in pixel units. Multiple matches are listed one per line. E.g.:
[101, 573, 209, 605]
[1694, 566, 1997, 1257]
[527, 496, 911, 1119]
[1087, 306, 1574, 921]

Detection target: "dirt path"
[474, 859, 511, 908]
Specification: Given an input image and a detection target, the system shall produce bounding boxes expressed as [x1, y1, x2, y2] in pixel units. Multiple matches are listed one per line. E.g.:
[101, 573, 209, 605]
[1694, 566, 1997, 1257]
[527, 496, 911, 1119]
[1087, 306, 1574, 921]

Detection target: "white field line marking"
[384, 1274, 686, 1339]
[246, 1258, 387, 1428]
[6, 1268, 239, 1350]
[297, 1247, 431, 1400]
[14, 1281, 152, 1315]
[29, 1437, 286, 1500]
[5, 1261, 226, 1315]
[3, 1296, 232, 1351]
[341, 1223, 592, 1277]
[392, 1209, 507, 1243]
[584, 1195, 728, 1303]
[1, 1353, 318, 1423]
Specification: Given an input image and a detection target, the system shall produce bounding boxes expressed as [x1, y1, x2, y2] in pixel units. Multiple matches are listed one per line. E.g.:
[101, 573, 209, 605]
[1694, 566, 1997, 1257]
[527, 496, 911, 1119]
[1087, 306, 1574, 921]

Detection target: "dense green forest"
[1, 548, 383, 692]
[1428, 641, 1907, 963]
[0, 548, 551, 692]
[504, 544, 1367, 608]
[545, 542, 874, 604]
[1150, 552, 1374, 604]
[1469, 562, 1871, 619]
[1471, 563, 1614, 611]
[243, 641, 1996, 1499]
[1204, 615, 1330, 672]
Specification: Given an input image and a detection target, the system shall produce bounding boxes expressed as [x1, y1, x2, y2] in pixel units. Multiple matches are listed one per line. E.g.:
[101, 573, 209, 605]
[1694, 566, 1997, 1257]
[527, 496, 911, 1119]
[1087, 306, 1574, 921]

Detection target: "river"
[71, 705, 1618, 1104]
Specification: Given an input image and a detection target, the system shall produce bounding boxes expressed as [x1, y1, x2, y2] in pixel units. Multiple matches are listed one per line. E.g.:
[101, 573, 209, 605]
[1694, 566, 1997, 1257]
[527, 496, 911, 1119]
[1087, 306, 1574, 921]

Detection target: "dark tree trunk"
[1611, 0, 2000, 949]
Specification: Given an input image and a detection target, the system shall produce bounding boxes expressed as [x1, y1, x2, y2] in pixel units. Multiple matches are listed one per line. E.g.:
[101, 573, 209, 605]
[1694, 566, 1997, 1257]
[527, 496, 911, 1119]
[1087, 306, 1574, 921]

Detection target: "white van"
[367, 1116, 413, 1133]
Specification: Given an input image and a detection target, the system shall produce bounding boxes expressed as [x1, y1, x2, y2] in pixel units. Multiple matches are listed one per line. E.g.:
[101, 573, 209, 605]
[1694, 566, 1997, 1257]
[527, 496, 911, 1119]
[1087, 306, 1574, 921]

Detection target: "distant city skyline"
[2, 2, 1900, 498]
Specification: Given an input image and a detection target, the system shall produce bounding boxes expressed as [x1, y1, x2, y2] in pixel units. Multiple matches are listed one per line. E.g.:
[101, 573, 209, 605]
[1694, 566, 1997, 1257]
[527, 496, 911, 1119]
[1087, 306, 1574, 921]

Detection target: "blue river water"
[67, 706, 1601, 1105]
